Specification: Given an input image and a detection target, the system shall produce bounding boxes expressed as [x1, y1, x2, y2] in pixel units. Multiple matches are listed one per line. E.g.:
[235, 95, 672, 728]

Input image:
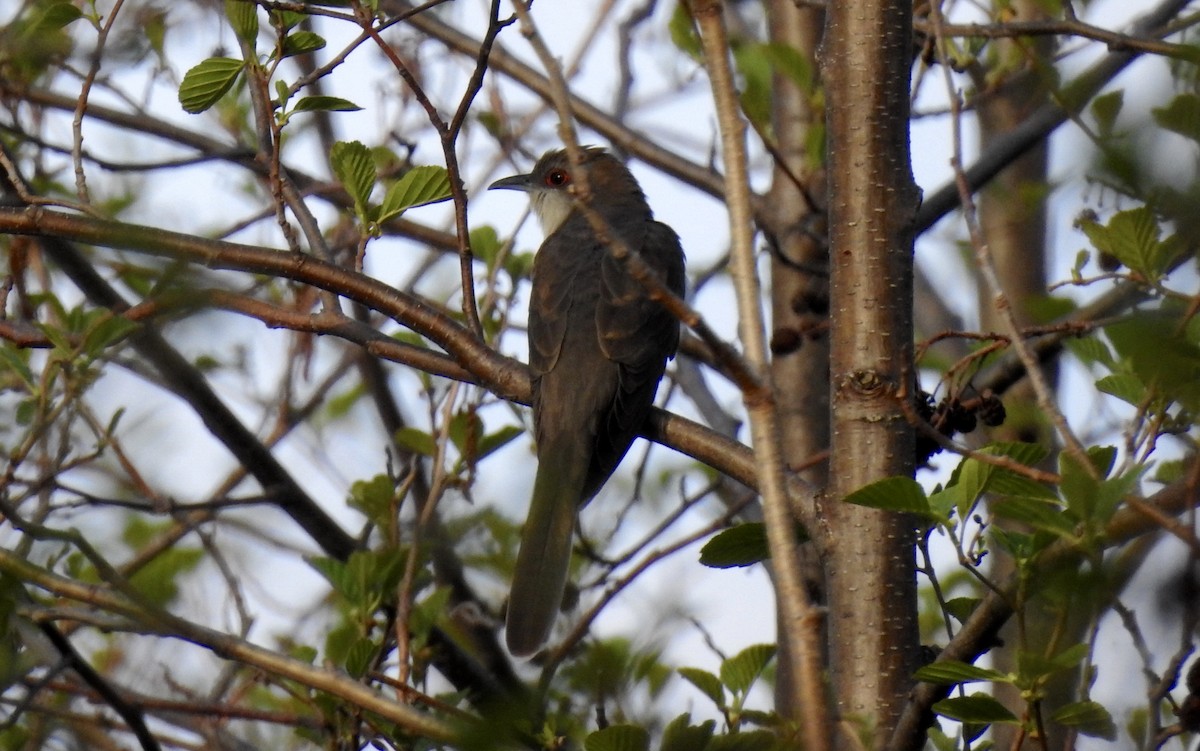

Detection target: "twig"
[688, 1, 830, 748]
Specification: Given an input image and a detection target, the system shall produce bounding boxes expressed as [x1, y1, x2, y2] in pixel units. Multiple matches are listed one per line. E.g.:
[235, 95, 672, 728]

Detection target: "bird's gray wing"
[588, 221, 686, 498]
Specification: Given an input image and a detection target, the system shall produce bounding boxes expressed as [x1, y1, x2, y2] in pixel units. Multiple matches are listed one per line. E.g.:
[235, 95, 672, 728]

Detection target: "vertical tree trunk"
[821, 0, 921, 744]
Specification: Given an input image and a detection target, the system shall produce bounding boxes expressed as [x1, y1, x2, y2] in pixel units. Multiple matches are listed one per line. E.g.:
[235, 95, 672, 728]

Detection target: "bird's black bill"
[488, 173, 534, 192]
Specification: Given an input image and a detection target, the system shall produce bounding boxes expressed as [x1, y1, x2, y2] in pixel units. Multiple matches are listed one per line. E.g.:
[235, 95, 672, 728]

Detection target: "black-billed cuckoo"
[489, 147, 686, 656]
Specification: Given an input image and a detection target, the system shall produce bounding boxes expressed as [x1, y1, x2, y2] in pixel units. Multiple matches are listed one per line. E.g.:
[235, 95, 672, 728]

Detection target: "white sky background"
[6, 0, 1197, 744]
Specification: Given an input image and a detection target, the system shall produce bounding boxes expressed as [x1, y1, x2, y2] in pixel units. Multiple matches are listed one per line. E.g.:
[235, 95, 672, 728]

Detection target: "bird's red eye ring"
[545, 169, 570, 187]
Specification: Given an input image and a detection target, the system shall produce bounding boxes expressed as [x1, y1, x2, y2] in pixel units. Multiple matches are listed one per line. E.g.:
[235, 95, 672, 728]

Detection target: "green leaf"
[1091, 89, 1124, 136]
[394, 426, 436, 457]
[679, 667, 725, 709]
[306, 556, 348, 595]
[1050, 642, 1090, 670]
[477, 425, 523, 461]
[472, 225, 503, 270]
[1082, 207, 1171, 280]
[733, 43, 773, 129]
[330, 140, 377, 221]
[344, 637, 377, 678]
[914, 660, 1008, 685]
[128, 547, 204, 607]
[0, 347, 35, 390]
[448, 410, 481, 458]
[1152, 93, 1200, 143]
[293, 95, 361, 113]
[991, 497, 1077, 537]
[758, 42, 814, 93]
[225, 0, 258, 41]
[1106, 315, 1200, 412]
[584, 725, 650, 751]
[280, 30, 326, 57]
[270, 9, 309, 31]
[1059, 448, 1114, 522]
[1095, 373, 1146, 406]
[720, 644, 776, 694]
[700, 523, 770, 568]
[933, 694, 1019, 724]
[348, 474, 397, 526]
[943, 597, 981, 624]
[661, 714, 715, 751]
[378, 166, 452, 223]
[668, 2, 701, 59]
[83, 316, 137, 357]
[179, 57, 245, 114]
[1053, 700, 1116, 740]
[843, 476, 933, 518]
[1066, 336, 1115, 368]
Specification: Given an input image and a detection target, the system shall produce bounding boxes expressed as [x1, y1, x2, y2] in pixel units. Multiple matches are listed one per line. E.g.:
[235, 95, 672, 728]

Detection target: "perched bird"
[489, 147, 686, 656]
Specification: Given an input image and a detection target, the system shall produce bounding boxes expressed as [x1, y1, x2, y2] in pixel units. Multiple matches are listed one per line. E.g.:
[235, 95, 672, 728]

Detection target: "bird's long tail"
[506, 434, 589, 657]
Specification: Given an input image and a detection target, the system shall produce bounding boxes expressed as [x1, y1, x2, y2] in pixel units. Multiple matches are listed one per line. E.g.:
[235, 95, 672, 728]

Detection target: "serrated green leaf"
[1053, 700, 1117, 740]
[1059, 449, 1115, 522]
[983, 441, 1050, 466]
[584, 725, 650, 751]
[379, 166, 452, 223]
[933, 694, 1018, 724]
[914, 660, 1008, 685]
[293, 95, 361, 113]
[1085, 207, 1172, 279]
[720, 644, 776, 694]
[700, 523, 770, 568]
[344, 637, 377, 678]
[1106, 315, 1200, 412]
[661, 714, 715, 751]
[280, 30, 326, 57]
[330, 140, 376, 221]
[844, 476, 934, 518]
[1095, 373, 1146, 406]
[225, 0, 258, 41]
[679, 667, 725, 709]
[1066, 336, 1114, 368]
[992, 497, 1076, 537]
[179, 57, 245, 114]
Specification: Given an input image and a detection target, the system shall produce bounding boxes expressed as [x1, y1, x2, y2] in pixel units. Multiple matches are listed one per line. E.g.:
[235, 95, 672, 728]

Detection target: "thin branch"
[36, 622, 162, 751]
[0, 206, 760, 491]
[688, 1, 830, 747]
[0, 551, 459, 742]
[914, 0, 1193, 234]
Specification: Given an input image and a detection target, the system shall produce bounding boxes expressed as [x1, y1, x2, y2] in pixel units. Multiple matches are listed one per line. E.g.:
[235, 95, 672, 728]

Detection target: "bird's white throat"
[531, 189, 574, 237]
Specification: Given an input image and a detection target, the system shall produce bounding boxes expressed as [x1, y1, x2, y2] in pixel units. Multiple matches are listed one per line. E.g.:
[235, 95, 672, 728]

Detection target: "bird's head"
[488, 147, 647, 236]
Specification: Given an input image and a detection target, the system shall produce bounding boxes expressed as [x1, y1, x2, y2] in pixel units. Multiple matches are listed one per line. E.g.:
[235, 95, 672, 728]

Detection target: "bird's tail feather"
[506, 437, 588, 657]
